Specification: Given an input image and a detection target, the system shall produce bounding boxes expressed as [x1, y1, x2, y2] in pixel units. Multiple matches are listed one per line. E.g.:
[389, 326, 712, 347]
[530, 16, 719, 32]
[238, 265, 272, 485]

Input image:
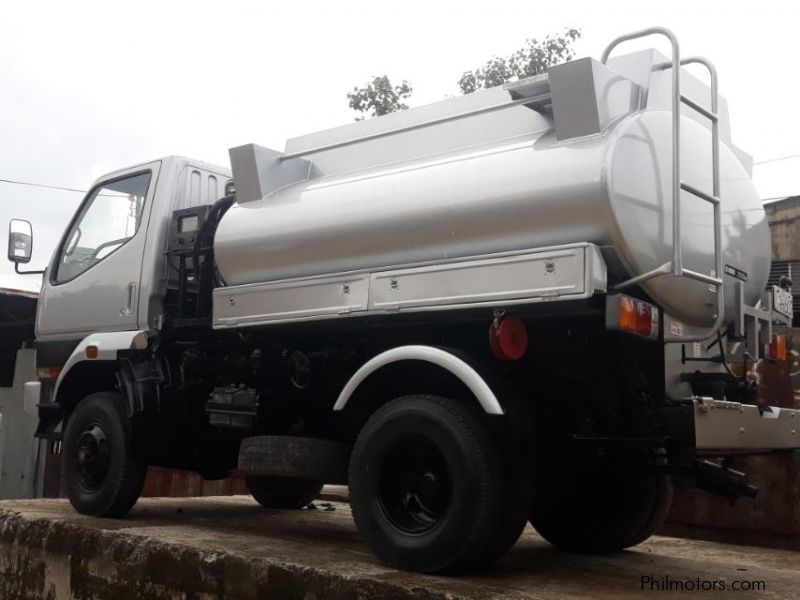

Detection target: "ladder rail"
[604, 29, 724, 342]
[679, 56, 723, 342]
[602, 27, 683, 276]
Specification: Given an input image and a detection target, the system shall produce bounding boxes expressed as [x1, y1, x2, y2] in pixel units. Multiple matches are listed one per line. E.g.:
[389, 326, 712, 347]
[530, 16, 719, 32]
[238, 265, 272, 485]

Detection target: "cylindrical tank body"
[215, 108, 770, 327]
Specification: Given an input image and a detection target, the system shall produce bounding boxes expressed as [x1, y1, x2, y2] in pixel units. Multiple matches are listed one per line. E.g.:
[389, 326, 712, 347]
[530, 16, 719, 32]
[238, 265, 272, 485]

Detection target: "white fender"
[333, 345, 504, 415]
[53, 330, 150, 400]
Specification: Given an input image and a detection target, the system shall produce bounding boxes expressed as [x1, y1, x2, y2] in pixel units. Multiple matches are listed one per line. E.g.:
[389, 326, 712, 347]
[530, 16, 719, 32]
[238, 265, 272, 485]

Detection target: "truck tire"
[349, 395, 505, 574]
[238, 435, 350, 484]
[485, 460, 531, 561]
[528, 447, 673, 552]
[62, 391, 147, 518]
[246, 476, 323, 509]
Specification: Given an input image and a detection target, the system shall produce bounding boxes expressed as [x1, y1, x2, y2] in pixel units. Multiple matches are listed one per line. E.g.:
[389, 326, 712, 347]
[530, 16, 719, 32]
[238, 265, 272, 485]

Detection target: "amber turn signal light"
[606, 294, 660, 339]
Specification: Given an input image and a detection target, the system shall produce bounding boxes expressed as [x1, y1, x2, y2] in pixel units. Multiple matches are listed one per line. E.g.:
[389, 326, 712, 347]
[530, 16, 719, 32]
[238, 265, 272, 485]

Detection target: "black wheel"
[246, 476, 323, 509]
[62, 391, 147, 517]
[529, 447, 673, 552]
[349, 395, 505, 574]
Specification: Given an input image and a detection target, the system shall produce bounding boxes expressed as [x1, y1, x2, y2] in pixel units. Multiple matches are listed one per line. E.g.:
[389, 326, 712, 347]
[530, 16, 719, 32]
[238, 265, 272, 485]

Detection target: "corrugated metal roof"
[0, 286, 38, 299]
[764, 195, 799, 206]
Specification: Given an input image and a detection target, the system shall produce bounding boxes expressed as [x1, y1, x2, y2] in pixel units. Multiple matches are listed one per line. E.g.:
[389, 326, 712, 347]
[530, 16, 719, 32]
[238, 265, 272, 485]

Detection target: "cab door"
[36, 162, 161, 340]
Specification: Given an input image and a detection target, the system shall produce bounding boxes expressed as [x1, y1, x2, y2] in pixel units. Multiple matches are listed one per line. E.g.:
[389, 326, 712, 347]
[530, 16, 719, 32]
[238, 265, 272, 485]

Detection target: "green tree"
[347, 76, 413, 121]
[347, 29, 581, 119]
[457, 28, 581, 94]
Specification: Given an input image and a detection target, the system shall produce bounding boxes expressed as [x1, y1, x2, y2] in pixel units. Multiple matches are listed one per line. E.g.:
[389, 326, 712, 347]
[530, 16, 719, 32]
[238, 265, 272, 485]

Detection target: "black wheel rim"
[76, 422, 110, 492]
[378, 434, 452, 535]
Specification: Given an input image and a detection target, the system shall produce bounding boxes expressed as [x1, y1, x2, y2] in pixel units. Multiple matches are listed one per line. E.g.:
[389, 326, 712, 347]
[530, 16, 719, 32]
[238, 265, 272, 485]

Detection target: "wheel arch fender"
[53, 330, 153, 419]
[333, 345, 504, 415]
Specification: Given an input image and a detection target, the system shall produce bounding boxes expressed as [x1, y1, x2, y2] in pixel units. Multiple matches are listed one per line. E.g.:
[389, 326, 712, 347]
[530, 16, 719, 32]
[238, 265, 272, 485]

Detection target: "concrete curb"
[0, 502, 450, 600]
[2, 496, 799, 599]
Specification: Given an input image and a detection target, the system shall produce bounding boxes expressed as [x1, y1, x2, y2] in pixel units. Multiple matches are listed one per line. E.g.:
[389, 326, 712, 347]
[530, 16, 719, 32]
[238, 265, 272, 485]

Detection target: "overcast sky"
[1, 0, 798, 292]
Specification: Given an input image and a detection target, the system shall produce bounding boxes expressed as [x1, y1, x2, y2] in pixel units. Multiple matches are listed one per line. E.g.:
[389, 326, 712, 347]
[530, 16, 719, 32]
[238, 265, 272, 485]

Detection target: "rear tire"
[246, 476, 323, 509]
[62, 391, 147, 518]
[528, 447, 673, 552]
[485, 459, 530, 561]
[349, 395, 505, 574]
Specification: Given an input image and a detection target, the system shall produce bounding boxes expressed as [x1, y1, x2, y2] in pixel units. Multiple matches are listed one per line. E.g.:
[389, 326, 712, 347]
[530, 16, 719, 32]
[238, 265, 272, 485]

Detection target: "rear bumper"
[663, 398, 800, 451]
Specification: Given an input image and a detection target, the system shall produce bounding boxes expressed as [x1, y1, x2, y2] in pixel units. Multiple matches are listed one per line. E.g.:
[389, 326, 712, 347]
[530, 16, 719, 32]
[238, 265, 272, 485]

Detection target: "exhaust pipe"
[691, 460, 758, 501]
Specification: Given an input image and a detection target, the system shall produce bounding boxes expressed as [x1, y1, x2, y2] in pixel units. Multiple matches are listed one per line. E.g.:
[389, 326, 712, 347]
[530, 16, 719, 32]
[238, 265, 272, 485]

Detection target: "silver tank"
[215, 51, 770, 328]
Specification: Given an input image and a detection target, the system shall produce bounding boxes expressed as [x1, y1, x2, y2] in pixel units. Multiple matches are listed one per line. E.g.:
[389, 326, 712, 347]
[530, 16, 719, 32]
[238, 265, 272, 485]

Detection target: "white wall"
[0, 349, 43, 499]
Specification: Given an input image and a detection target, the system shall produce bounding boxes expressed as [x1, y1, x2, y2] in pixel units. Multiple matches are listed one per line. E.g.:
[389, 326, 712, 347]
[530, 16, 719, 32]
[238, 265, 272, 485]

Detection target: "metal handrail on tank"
[603, 27, 724, 342]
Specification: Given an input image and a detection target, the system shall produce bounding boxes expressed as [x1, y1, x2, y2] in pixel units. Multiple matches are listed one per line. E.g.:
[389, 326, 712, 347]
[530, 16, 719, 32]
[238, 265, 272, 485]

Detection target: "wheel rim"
[378, 434, 452, 535]
[76, 422, 110, 492]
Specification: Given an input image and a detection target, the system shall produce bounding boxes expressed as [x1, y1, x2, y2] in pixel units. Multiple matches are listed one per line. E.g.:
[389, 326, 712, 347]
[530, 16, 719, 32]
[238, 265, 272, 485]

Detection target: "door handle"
[120, 282, 136, 317]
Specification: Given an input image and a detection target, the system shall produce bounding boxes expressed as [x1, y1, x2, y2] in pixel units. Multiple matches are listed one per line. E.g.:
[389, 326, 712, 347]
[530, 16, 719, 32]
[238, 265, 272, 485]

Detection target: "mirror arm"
[14, 263, 45, 275]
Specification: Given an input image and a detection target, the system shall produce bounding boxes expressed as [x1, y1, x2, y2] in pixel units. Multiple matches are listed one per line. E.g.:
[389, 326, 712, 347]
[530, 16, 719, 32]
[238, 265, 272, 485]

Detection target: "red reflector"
[489, 316, 528, 361]
[36, 367, 62, 380]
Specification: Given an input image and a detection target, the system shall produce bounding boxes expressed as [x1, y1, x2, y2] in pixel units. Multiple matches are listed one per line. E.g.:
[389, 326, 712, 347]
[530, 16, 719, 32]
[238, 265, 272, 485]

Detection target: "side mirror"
[8, 219, 33, 264]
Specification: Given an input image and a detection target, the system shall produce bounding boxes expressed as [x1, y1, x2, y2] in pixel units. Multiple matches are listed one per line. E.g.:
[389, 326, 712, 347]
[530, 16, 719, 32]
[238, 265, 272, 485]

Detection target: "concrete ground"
[1, 494, 799, 600]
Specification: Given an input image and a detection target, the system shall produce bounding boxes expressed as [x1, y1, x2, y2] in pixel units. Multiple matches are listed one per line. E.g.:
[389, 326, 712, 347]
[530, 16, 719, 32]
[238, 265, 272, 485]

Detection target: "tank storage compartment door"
[212, 243, 607, 329]
[368, 245, 596, 311]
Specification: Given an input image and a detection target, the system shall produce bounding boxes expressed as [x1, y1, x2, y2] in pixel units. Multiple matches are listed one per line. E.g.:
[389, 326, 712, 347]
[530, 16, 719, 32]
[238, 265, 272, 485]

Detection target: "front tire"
[349, 395, 505, 574]
[529, 447, 673, 552]
[62, 391, 147, 517]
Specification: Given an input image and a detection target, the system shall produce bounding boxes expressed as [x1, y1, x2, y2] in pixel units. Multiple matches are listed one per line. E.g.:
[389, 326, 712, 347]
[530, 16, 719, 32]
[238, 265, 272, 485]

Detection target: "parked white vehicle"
[8, 28, 798, 573]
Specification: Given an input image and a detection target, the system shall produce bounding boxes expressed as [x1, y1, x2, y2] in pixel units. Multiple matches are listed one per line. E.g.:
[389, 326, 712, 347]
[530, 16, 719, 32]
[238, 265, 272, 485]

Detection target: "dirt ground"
[1, 494, 799, 599]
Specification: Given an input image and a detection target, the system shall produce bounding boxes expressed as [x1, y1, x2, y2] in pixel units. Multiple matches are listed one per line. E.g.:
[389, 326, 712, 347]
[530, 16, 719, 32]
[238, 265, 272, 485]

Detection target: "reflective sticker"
[724, 264, 748, 282]
[670, 320, 684, 337]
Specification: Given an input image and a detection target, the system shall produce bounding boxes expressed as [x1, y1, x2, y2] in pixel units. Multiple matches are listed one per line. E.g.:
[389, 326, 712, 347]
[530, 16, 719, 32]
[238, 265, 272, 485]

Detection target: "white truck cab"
[36, 157, 230, 345]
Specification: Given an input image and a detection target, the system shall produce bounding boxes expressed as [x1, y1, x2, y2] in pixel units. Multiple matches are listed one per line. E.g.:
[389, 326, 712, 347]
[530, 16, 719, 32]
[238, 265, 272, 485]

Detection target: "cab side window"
[54, 171, 152, 283]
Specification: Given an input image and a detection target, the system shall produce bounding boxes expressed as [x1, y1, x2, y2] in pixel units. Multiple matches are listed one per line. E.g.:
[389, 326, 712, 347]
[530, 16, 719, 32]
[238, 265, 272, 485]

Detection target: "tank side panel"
[215, 135, 614, 286]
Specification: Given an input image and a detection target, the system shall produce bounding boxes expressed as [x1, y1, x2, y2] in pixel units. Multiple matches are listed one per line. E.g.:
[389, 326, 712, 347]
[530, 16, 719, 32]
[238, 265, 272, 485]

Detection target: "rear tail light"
[769, 334, 787, 361]
[635, 300, 653, 336]
[606, 294, 660, 339]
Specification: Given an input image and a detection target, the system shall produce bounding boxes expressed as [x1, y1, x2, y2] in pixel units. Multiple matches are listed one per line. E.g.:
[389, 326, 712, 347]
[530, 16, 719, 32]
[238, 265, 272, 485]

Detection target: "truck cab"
[34, 157, 231, 374]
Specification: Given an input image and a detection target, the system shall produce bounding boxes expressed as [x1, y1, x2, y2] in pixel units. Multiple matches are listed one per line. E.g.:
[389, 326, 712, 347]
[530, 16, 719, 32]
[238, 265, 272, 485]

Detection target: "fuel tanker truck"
[8, 27, 800, 573]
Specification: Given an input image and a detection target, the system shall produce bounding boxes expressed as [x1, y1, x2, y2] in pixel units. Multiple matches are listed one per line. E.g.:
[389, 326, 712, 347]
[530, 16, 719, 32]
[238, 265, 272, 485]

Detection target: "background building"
[665, 195, 800, 550]
[765, 196, 800, 326]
